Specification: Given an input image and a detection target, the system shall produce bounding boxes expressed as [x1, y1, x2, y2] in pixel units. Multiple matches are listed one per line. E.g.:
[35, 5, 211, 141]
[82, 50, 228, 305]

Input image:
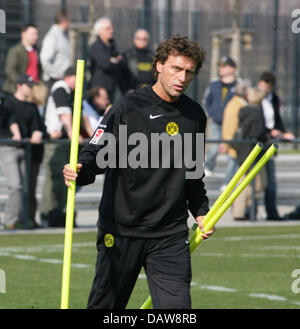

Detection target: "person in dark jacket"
[2, 24, 41, 94]
[258, 72, 295, 220]
[202, 57, 240, 188]
[63, 35, 215, 309]
[123, 29, 155, 89]
[89, 17, 130, 102]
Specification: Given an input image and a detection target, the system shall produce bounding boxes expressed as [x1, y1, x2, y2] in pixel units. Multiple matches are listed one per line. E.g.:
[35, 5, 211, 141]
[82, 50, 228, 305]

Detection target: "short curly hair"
[152, 35, 206, 80]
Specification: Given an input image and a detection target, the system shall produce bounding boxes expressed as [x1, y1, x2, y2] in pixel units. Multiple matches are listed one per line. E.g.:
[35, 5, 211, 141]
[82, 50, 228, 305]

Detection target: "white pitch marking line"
[199, 285, 237, 293]
[0, 242, 95, 254]
[199, 251, 300, 259]
[0, 252, 92, 269]
[248, 293, 287, 302]
[195, 284, 300, 307]
[249, 245, 300, 251]
[220, 234, 300, 242]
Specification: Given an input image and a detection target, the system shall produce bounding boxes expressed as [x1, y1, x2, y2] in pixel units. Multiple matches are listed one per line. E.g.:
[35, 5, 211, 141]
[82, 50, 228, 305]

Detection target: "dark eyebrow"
[171, 65, 195, 74]
[171, 65, 182, 70]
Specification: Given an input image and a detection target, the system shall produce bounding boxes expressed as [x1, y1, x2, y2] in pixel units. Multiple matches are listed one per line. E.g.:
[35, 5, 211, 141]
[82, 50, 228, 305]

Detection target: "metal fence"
[0, 137, 299, 229]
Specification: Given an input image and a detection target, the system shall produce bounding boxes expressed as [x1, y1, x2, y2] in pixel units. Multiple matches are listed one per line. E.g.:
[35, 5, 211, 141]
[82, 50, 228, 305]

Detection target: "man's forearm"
[9, 123, 21, 139]
[60, 113, 73, 140]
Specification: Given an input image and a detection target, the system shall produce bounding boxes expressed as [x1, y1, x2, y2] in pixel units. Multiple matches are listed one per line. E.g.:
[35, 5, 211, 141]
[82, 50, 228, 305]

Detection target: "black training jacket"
[77, 86, 209, 238]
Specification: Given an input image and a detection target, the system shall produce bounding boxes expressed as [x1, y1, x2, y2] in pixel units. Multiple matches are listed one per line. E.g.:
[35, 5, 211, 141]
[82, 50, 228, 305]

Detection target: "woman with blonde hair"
[29, 82, 48, 227]
[231, 87, 267, 221]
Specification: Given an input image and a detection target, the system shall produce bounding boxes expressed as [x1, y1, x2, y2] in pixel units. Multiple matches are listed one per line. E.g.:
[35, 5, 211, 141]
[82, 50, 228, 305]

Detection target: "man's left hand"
[196, 215, 216, 240]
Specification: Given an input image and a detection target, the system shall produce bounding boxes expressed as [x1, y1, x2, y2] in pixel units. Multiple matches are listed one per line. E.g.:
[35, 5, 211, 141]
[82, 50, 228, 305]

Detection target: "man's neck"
[14, 91, 26, 102]
[22, 40, 32, 50]
[99, 36, 110, 46]
[221, 75, 235, 84]
[56, 23, 66, 32]
[152, 82, 179, 103]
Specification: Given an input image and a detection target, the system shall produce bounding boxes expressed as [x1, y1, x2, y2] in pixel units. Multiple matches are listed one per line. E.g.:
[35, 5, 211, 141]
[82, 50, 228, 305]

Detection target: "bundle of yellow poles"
[140, 141, 278, 309]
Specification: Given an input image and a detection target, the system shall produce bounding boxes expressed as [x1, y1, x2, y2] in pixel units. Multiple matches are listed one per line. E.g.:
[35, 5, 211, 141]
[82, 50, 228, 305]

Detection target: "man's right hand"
[63, 163, 83, 187]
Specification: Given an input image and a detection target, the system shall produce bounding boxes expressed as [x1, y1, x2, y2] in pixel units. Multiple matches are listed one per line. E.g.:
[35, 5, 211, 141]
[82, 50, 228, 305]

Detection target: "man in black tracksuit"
[122, 29, 155, 89]
[63, 35, 215, 309]
[89, 17, 132, 101]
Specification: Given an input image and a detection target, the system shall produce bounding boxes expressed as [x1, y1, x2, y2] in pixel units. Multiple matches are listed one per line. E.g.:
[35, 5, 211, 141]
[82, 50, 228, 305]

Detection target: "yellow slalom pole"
[141, 143, 278, 309]
[61, 60, 85, 309]
[189, 142, 263, 246]
[190, 143, 278, 252]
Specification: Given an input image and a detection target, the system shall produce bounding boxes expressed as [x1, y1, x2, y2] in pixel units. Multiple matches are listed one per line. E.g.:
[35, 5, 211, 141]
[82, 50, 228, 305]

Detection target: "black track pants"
[87, 229, 192, 309]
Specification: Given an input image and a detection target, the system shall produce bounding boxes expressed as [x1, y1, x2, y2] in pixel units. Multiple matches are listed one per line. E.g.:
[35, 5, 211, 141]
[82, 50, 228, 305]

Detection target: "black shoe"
[265, 216, 285, 221]
[234, 217, 249, 221]
[283, 206, 300, 220]
[31, 221, 42, 229]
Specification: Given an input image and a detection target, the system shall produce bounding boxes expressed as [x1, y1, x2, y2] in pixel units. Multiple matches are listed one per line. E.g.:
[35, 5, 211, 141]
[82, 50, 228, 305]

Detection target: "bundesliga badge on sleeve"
[90, 128, 104, 144]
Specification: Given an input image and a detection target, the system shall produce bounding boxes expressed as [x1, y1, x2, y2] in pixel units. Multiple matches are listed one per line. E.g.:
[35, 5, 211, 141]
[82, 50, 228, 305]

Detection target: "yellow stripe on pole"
[61, 59, 85, 309]
[140, 143, 278, 309]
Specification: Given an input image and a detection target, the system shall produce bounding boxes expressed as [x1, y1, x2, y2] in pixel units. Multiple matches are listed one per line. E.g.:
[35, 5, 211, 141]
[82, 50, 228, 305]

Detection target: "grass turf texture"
[0, 225, 300, 309]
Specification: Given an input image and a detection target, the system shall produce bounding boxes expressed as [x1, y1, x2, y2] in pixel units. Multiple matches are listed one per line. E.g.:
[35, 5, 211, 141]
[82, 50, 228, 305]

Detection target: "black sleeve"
[7, 108, 17, 126]
[52, 87, 71, 111]
[76, 103, 120, 186]
[273, 94, 286, 132]
[30, 105, 43, 133]
[185, 113, 209, 218]
[186, 176, 210, 218]
[2, 98, 17, 127]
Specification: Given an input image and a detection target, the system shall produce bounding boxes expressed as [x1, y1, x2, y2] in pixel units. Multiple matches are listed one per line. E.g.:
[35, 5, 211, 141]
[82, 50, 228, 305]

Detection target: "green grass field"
[0, 225, 300, 309]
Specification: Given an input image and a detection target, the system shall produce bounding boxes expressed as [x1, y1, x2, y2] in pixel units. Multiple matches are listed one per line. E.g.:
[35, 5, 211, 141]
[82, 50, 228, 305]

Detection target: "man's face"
[18, 83, 33, 100]
[65, 75, 76, 90]
[22, 27, 38, 47]
[98, 21, 114, 42]
[258, 80, 272, 93]
[218, 64, 235, 77]
[133, 30, 149, 50]
[156, 54, 196, 101]
[61, 18, 70, 31]
[94, 88, 110, 111]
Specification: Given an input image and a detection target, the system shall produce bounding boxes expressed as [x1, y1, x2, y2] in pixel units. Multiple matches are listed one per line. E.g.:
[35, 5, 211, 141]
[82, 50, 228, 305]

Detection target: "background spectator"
[89, 17, 130, 102]
[40, 10, 71, 89]
[230, 87, 267, 220]
[0, 74, 43, 229]
[123, 29, 155, 89]
[82, 87, 110, 138]
[221, 80, 250, 182]
[257, 72, 295, 220]
[40, 67, 80, 227]
[29, 81, 49, 228]
[203, 56, 240, 190]
[2, 24, 40, 95]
